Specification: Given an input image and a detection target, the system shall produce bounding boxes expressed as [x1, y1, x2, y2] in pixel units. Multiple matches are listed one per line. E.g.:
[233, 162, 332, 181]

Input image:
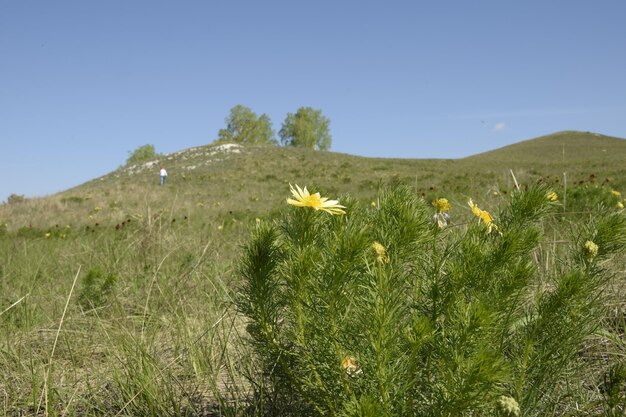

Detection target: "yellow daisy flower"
[617, 201, 624, 209]
[547, 191, 558, 201]
[287, 184, 346, 215]
[468, 198, 500, 234]
[611, 190, 621, 197]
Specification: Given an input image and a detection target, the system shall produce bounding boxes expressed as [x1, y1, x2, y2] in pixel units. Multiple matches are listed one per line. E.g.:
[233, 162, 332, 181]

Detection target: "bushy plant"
[238, 184, 626, 416]
[6, 194, 26, 205]
[126, 144, 158, 165]
[78, 266, 118, 311]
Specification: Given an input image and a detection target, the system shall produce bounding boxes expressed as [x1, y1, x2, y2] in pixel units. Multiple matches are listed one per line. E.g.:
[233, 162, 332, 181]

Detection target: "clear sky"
[2, 1, 625, 202]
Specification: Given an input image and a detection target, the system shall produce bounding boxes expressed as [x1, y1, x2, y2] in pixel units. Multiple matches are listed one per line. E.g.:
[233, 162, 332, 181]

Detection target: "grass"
[1, 131, 625, 415]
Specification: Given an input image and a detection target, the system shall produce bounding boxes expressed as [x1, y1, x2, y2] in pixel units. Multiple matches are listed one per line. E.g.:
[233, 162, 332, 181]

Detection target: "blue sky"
[2, 1, 625, 202]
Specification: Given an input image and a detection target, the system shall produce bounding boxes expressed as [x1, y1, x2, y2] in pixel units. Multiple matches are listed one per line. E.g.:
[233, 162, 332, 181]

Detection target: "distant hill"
[2, 131, 625, 231]
[464, 131, 626, 165]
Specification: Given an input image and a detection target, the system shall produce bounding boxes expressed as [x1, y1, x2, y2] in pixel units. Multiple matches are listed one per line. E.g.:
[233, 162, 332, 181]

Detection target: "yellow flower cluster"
[287, 184, 346, 215]
[496, 395, 520, 417]
[432, 198, 451, 228]
[547, 191, 558, 201]
[584, 240, 599, 259]
[432, 198, 451, 213]
[371, 241, 390, 264]
[468, 198, 500, 234]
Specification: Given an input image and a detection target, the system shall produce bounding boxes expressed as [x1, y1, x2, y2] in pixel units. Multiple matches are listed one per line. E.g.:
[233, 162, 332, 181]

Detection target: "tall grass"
[0, 200, 253, 416]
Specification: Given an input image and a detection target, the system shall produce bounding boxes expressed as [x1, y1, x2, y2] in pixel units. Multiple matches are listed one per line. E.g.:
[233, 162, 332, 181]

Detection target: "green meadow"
[1, 131, 625, 416]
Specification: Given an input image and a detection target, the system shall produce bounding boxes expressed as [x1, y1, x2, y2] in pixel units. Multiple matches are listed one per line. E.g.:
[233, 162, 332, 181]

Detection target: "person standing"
[159, 166, 168, 185]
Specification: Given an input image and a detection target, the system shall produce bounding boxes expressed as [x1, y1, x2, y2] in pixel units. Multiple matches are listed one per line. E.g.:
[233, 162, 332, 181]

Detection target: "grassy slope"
[3, 130, 625, 231]
[0, 130, 625, 414]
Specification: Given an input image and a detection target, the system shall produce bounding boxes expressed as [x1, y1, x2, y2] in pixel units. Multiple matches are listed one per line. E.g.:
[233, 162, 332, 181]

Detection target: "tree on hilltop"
[126, 144, 158, 165]
[218, 105, 276, 145]
[279, 107, 332, 151]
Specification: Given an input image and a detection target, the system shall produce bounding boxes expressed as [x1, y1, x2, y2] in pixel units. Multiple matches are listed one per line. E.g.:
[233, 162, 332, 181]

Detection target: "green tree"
[218, 105, 276, 144]
[126, 144, 158, 165]
[279, 107, 332, 150]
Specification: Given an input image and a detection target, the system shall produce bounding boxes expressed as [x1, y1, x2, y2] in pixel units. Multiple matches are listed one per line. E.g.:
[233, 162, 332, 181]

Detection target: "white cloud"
[493, 122, 506, 131]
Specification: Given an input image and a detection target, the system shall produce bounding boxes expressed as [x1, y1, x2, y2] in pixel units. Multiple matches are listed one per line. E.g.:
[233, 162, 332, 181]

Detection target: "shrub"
[78, 267, 118, 311]
[238, 184, 626, 416]
[126, 144, 158, 165]
[6, 194, 26, 204]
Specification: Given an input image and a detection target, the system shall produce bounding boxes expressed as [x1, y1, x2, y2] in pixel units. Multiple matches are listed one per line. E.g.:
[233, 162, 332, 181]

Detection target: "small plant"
[78, 267, 118, 311]
[238, 184, 626, 416]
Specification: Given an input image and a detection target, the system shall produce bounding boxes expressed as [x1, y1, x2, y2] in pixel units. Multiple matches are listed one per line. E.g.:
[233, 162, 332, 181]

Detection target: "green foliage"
[600, 362, 626, 414]
[78, 266, 118, 311]
[60, 195, 85, 204]
[239, 184, 626, 416]
[6, 194, 26, 204]
[280, 107, 332, 150]
[15, 225, 44, 239]
[126, 144, 158, 165]
[1, 131, 625, 415]
[218, 104, 276, 145]
[565, 183, 624, 213]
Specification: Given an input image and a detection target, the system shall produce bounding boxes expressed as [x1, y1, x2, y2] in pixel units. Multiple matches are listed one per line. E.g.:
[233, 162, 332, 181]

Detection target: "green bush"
[6, 194, 26, 204]
[126, 144, 158, 165]
[238, 184, 626, 416]
[78, 267, 118, 311]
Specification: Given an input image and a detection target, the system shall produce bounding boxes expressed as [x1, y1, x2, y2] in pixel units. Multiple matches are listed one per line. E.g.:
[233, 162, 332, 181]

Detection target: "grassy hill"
[465, 130, 626, 164]
[1, 130, 625, 415]
[3, 130, 625, 232]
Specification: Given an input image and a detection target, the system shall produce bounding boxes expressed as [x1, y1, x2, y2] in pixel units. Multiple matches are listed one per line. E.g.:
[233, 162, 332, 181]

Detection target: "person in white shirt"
[159, 166, 168, 185]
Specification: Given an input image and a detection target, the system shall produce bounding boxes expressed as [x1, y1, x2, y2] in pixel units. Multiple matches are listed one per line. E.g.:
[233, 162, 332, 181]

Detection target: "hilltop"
[464, 130, 626, 164]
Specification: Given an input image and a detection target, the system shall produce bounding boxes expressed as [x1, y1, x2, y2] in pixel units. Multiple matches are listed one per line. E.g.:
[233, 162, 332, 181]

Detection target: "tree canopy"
[126, 144, 158, 165]
[279, 107, 332, 151]
[218, 105, 276, 145]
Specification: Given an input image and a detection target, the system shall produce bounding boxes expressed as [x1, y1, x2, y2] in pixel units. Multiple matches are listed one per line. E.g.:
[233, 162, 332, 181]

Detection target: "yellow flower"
[617, 201, 624, 209]
[468, 198, 500, 234]
[547, 191, 558, 201]
[432, 198, 451, 213]
[584, 240, 598, 259]
[496, 395, 520, 417]
[371, 241, 390, 264]
[287, 184, 346, 215]
[341, 355, 361, 376]
[45, 232, 51, 238]
[611, 190, 621, 197]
